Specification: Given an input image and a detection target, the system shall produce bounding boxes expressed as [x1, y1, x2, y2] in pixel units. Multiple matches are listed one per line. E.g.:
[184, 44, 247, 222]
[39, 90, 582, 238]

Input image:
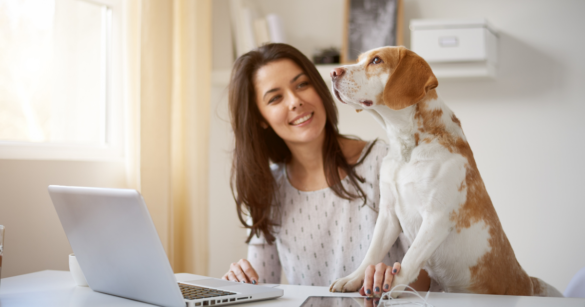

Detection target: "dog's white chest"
[379, 145, 468, 240]
[379, 158, 425, 240]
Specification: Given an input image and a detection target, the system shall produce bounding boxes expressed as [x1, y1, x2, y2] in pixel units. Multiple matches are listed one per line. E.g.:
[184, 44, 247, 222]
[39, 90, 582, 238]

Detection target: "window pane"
[0, 0, 109, 145]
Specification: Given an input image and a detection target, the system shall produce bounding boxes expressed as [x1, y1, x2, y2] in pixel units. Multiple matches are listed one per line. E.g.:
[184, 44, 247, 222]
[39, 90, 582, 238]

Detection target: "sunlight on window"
[0, 0, 109, 145]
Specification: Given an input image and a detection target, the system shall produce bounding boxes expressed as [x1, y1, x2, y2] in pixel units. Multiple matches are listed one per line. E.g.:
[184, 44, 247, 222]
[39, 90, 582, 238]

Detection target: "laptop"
[48, 185, 283, 307]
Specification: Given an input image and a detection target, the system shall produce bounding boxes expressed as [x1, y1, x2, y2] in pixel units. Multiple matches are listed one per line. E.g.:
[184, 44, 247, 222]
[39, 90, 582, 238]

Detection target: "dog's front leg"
[388, 212, 451, 297]
[329, 209, 402, 293]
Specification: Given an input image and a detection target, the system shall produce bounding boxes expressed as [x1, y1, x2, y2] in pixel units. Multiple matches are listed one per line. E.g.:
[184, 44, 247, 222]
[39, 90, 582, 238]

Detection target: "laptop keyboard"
[179, 283, 237, 300]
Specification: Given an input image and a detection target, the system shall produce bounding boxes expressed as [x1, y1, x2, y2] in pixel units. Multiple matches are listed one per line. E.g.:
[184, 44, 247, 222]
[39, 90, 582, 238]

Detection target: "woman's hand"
[359, 262, 401, 297]
[221, 259, 259, 284]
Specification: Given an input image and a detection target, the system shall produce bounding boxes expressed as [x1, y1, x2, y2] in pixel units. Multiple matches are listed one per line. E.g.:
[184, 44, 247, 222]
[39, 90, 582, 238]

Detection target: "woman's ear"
[260, 121, 268, 129]
[383, 47, 438, 110]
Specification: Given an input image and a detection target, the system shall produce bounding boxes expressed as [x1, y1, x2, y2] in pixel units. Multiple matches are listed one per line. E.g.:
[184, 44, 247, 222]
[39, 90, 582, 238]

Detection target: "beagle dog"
[328, 46, 562, 297]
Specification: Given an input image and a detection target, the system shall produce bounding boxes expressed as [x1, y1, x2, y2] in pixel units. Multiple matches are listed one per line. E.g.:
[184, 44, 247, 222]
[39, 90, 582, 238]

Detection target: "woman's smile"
[290, 112, 314, 126]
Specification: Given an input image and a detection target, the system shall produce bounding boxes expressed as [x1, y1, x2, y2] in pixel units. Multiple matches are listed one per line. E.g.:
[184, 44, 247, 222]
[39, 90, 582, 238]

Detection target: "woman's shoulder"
[358, 139, 389, 164]
[371, 138, 389, 154]
[354, 139, 388, 213]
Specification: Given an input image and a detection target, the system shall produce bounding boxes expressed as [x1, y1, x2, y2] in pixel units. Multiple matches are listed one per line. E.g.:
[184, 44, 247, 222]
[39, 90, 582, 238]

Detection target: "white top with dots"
[247, 140, 414, 286]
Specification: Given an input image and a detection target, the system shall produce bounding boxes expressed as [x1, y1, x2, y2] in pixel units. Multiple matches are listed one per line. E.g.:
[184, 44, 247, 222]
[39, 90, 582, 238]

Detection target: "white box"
[410, 19, 498, 78]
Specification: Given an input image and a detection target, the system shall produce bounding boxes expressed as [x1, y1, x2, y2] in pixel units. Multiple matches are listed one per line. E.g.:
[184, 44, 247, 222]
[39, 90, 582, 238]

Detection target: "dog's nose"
[330, 67, 346, 79]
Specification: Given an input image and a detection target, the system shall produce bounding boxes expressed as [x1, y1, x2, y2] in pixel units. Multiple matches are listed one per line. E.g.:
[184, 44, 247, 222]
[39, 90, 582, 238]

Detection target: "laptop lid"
[49, 185, 185, 307]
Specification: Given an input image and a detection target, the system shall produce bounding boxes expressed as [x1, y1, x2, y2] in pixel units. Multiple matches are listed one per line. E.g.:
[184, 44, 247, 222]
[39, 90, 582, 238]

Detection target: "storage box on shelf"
[410, 19, 498, 78]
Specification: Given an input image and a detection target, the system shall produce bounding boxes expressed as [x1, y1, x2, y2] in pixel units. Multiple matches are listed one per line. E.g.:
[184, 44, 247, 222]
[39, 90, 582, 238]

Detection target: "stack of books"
[229, 0, 286, 57]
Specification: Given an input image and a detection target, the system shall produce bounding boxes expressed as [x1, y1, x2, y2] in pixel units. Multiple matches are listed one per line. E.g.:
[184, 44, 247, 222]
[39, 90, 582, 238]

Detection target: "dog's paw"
[329, 274, 363, 293]
[387, 284, 406, 299]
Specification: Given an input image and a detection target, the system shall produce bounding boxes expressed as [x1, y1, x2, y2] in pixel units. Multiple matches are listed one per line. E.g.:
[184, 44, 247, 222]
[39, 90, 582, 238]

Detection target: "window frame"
[0, 0, 124, 161]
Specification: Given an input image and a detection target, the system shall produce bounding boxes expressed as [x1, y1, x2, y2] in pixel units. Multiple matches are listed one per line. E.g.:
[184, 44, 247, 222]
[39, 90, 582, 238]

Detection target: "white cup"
[69, 253, 88, 287]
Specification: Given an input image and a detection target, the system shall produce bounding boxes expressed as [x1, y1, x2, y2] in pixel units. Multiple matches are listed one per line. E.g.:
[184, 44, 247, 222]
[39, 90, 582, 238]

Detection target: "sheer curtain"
[125, 0, 211, 275]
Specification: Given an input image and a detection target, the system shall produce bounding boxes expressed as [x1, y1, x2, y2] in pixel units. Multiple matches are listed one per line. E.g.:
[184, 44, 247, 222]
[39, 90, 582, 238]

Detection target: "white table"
[1, 270, 584, 307]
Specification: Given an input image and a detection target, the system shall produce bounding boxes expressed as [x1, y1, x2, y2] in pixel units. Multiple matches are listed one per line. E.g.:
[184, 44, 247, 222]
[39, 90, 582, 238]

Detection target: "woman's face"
[254, 59, 327, 146]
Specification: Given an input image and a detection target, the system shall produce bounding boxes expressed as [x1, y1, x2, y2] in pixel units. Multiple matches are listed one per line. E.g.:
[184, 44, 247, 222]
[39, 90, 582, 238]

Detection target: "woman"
[222, 43, 437, 297]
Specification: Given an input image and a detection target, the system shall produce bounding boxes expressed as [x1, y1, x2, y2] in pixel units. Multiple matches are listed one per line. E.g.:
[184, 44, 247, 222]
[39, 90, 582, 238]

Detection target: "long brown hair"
[229, 43, 372, 244]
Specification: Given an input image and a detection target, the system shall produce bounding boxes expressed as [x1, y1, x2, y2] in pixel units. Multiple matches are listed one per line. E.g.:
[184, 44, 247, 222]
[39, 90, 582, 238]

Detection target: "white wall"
[208, 0, 585, 292]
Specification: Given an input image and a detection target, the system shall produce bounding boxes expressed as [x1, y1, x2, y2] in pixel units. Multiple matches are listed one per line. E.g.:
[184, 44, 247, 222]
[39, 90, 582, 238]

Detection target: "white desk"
[1, 270, 584, 307]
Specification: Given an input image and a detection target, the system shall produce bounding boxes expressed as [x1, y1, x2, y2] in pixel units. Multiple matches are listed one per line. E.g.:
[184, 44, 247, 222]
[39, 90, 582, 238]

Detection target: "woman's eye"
[268, 95, 281, 104]
[371, 57, 383, 65]
[297, 81, 309, 89]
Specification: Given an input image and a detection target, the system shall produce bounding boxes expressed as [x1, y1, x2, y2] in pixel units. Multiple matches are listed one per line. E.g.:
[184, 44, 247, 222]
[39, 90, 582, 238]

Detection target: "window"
[0, 0, 123, 160]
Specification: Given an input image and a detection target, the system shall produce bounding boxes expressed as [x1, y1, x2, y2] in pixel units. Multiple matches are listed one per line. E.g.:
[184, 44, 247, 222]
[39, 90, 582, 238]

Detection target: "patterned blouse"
[247, 140, 420, 287]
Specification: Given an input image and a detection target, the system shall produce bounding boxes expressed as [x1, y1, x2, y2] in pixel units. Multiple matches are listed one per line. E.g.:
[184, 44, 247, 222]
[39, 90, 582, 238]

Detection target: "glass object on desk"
[0, 225, 4, 285]
[300, 296, 386, 307]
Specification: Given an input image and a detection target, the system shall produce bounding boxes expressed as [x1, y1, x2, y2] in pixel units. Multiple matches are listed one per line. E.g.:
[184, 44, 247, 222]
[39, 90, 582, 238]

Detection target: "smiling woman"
[228, 43, 370, 245]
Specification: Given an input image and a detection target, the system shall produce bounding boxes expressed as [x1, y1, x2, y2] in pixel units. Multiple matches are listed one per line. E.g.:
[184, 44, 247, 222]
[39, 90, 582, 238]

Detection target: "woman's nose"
[330, 67, 345, 80]
[288, 93, 303, 110]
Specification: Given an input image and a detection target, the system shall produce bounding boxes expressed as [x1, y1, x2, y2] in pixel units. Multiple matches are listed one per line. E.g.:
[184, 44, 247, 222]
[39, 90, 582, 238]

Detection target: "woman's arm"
[247, 243, 282, 284]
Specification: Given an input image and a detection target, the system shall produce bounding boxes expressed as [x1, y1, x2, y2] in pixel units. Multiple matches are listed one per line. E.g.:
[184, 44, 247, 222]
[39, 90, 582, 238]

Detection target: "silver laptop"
[48, 185, 283, 307]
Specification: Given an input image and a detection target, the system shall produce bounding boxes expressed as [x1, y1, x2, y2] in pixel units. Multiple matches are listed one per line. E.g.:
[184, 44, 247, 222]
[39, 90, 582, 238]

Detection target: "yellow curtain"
[125, 0, 211, 275]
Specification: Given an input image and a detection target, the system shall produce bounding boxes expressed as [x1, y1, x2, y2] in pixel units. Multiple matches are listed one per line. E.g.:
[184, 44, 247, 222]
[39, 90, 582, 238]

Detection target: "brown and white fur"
[328, 46, 562, 297]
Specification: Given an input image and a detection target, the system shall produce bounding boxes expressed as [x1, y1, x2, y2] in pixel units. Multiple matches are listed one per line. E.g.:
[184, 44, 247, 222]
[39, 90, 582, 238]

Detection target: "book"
[229, 0, 258, 57]
[266, 14, 286, 43]
[253, 18, 270, 46]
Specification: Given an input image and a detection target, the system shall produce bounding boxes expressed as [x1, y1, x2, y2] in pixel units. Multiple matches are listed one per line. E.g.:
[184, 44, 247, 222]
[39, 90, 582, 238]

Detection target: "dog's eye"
[371, 57, 383, 65]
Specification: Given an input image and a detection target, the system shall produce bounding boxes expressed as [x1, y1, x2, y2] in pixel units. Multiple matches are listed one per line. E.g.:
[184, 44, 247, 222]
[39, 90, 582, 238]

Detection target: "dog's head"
[330, 46, 438, 111]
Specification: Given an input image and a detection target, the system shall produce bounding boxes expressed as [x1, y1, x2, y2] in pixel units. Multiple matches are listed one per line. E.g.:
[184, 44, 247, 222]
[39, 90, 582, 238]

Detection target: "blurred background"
[0, 0, 584, 294]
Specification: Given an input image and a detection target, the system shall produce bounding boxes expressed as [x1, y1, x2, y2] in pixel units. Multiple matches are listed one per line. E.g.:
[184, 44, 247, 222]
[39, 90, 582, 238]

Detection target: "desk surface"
[1, 270, 584, 307]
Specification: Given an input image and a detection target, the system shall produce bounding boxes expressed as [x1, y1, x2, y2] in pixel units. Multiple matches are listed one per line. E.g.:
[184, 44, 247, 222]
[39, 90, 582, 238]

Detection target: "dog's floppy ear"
[383, 47, 438, 110]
